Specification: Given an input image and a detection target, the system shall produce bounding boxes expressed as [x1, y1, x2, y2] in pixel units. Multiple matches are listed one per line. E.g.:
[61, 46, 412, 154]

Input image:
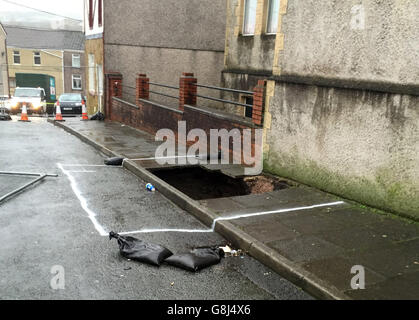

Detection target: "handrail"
[148, 82, 179, 90]
[149, 90, 179, 100]
[192, 93, 253, 108]
[193, 83, 253, 95]
[120, 81, 253, 108]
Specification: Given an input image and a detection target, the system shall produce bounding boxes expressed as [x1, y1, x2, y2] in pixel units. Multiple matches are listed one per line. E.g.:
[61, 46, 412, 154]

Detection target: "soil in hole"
[149, 166, 291, 200]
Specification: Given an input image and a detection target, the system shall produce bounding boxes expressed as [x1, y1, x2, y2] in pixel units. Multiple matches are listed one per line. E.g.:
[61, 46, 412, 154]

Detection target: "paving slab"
[268, 236, 347, 263]
[303, 257, 387, 292]
[345, 271, 419, 300]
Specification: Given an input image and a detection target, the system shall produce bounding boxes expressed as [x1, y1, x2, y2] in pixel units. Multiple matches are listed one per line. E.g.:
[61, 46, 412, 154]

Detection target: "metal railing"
[192, 83, 253, 109]
[116, 80, 254, 110]
[148, 82, 179, 100]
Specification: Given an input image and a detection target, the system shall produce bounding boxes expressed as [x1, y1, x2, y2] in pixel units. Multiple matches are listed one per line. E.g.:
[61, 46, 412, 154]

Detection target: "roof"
[4, 25, 84, 51]
[0, 22, 6, 36]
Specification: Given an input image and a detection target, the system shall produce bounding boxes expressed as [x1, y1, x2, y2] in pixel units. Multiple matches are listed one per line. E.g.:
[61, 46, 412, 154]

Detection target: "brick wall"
[107, 72, 264, 165]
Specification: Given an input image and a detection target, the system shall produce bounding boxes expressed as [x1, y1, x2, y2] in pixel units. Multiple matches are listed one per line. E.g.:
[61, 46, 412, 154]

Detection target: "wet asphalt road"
[0, 117, 313, 300]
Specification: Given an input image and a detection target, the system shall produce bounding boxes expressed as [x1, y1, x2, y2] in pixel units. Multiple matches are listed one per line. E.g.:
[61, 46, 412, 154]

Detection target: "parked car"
[55, 93, 86, 115]
[8, 87, 47, 115]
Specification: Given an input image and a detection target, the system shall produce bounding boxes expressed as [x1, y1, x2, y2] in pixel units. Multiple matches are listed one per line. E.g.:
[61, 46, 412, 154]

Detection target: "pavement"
[0, 116, 312, 300]
[47, 117, 419, 300]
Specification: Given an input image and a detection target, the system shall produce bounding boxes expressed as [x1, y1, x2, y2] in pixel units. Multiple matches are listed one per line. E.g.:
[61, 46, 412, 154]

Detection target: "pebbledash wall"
[103, 0, 226, 108]
[223, 0, 419, 219]
[259, 0, 419, 220]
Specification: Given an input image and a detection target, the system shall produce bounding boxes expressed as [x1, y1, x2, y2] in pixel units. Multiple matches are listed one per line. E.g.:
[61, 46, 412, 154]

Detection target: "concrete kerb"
[47, 119, 350, 300]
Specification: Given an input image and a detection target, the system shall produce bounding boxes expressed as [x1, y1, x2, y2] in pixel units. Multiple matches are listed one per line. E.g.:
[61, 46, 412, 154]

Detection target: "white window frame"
[242, 0, 257, 36]
[72, 75, 82, 90]
[13, 50, 20, 65]
[72, 54, 81, 68]
[33, 51, 41, 66]
[266, 0, 280, 34]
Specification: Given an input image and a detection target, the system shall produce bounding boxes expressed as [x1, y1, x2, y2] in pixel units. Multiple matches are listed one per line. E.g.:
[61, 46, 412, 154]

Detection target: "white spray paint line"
[119, 228, 213, 235]
[58, 162, 345, 237]
[118, 201, 345, 236]
[61, 164, 121, 167]
[209, 201, 345, 230]
[61, 155, 200, 168]
[57, 163, 108, 236]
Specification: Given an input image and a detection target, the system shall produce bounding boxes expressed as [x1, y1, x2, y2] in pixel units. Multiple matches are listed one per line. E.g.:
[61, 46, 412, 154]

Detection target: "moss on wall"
[264, 150, 419, 221]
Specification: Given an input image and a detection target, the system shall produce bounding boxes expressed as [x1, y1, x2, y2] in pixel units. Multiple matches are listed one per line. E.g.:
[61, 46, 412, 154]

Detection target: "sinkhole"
[148, 166, 292, 200]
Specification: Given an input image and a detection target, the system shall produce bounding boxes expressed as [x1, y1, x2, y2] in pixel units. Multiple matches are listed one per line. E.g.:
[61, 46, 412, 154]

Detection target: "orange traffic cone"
[54, 101, 65, 122]
[19, 103, 30, 122]
[81, 100, 88, 121]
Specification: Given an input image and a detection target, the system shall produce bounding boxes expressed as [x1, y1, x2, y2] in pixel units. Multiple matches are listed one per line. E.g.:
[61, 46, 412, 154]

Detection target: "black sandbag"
[90, 111, 105, 120]
[164, 247, 224, 272]
[109, 232, 173, 266]
[104, 157, 125, 166]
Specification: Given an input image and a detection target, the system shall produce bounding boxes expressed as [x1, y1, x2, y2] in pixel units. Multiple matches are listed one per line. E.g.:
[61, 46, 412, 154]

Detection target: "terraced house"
[5, 26, 85, 102]
[84, 0, 104, 115]
[223, 0, 419, 220]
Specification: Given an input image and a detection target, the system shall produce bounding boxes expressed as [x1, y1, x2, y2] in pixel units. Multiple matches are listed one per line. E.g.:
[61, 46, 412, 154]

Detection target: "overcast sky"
[0, 0, 84, 20]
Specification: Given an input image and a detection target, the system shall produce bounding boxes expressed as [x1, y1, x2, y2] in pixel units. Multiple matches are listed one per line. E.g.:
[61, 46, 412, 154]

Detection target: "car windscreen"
[14, 88, 42, 98]
[59, 94, 82, 102]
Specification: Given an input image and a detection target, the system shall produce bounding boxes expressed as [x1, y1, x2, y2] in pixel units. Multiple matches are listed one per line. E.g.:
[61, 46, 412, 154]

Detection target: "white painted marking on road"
[57, 163, 345, 237]
[57, 163, 108, 236]
[61, 164, 121, 168]
[119, 228, 213, 235]
[117, 201, 345, 236]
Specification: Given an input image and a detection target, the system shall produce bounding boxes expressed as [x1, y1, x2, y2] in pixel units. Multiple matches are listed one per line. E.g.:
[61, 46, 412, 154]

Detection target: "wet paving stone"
[268, 236, 346, 263]
[303, 257, 386, 291]
[345, 271, 419, 300]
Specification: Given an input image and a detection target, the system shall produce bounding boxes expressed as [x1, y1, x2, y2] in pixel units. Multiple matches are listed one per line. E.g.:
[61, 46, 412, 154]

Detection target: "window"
[88, 54, 95, 93]
[243, 0, 257, 35]
[89, 0, 94, 29]
[72, 54, 81, 68]
[34, 51, 41, 65]
[98, 0, 103, 27]
[72, 75, 82, 90]
[266, 0, 280, 34]
[13, 51, 20, 64]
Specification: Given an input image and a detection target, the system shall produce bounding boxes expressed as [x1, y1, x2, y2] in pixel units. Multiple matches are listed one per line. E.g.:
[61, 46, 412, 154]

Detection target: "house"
[5, 26, 85, 99]
[84, 0, 104, 115]
[0, 22, 9, 98]
[223, 0, 419, 220]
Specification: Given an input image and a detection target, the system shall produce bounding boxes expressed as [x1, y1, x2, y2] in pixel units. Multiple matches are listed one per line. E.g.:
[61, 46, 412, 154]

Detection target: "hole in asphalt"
[148, 166, 292, 200]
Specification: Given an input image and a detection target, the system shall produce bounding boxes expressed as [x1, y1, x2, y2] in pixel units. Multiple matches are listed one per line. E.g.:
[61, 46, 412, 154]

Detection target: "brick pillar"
[105, 72, 122, 120]
[179, 72, 197, 111]
[136, 74, 149, 105]
[252, 80, 265, 126]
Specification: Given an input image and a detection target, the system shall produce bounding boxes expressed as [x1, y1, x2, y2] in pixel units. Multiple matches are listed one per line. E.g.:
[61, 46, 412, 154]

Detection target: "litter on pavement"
[146, 183, 156, 192]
